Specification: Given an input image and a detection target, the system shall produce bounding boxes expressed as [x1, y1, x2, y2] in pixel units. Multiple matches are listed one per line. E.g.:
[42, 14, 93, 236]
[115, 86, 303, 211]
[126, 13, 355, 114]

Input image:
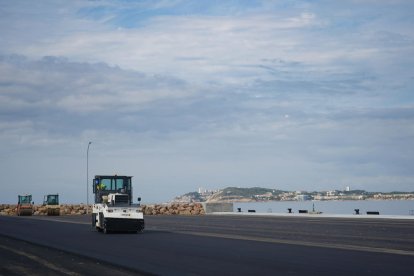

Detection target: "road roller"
[43, 194, 60, 216]
[17, 194, 33, 216]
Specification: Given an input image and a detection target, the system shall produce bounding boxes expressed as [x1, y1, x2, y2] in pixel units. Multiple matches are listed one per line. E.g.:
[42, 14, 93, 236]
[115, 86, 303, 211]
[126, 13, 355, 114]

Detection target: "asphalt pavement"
[0, 235, 147, 276]
[0, 214, 413, 275]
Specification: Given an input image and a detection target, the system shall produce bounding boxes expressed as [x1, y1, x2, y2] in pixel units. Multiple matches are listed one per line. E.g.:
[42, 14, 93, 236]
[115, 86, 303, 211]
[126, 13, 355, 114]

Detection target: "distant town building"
[326, 190, 338, 196]
[198, 187, 218, 195]
[173, 187, 414, 203]
[296, 194, 311, 201]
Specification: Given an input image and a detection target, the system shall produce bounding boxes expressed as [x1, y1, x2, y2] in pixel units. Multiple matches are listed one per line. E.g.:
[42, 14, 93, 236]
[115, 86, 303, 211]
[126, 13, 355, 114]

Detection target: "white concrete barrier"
[202, 202, 233, 213]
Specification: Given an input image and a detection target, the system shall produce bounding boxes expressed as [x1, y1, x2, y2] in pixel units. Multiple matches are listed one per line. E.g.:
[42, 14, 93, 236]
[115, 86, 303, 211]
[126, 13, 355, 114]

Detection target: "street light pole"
[86, 141, 92, 214]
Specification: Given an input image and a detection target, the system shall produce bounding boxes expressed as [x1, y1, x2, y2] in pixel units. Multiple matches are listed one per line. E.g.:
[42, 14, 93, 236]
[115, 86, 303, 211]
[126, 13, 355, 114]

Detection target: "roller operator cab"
[43, 194, 60, 216]
[17, 195, 33, 216]
[92, 175, 144, 234]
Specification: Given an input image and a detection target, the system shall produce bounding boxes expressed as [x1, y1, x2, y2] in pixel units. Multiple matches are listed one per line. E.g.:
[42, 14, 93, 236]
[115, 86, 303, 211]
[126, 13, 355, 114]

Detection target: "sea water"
[233, 200, 414, 216]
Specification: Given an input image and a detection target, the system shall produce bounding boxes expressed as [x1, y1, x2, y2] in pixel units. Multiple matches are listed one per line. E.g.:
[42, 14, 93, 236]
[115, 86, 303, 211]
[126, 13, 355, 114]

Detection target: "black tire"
[92, 214, 96, 227]
[103, 224, 109, 234]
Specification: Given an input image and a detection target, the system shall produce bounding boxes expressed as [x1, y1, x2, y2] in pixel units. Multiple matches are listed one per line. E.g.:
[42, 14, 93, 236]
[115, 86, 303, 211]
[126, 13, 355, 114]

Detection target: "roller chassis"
[17, 205, 33, 216]
[46, 206, 60, 216]
[92, 200, 144, 234]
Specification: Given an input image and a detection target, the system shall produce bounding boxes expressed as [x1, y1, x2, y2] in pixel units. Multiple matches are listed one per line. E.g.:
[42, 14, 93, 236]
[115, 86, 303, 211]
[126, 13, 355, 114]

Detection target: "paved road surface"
[0, 214, 413, 275]
[0, 235, 145, 276]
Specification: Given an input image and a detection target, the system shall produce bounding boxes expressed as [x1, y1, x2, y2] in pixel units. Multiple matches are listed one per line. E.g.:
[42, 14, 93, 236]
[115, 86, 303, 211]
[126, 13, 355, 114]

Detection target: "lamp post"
[86, 141, 92, 214]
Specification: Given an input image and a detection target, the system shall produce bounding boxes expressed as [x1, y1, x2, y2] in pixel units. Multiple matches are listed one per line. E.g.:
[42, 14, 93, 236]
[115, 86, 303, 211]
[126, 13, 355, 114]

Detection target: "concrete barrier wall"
[202, 202, 234, 213]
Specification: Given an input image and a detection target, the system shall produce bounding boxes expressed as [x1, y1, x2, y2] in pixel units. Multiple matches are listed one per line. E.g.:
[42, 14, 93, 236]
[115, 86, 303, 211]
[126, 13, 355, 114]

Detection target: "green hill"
[221, 187, 285, 197]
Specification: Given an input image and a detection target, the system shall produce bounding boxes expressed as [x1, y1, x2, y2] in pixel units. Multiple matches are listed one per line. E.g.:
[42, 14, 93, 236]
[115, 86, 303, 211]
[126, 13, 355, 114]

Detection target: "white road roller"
[92, 175, 144, 234]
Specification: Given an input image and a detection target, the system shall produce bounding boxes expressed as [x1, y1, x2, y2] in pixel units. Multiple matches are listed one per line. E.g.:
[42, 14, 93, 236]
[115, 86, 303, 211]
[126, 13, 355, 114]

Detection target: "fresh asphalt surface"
[0, 235, 143, 276]
[0, 214, 413, 275]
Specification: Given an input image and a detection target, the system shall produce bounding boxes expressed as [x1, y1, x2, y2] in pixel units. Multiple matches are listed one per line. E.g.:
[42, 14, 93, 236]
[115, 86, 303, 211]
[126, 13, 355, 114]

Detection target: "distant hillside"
[173, 187, 288, 203]
[172, 187, 414, 203]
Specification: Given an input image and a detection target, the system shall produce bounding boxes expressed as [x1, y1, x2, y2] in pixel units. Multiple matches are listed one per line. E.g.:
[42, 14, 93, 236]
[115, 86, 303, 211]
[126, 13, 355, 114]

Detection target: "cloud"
[0, 1, 325, 83]
[0, 1, 413, 202]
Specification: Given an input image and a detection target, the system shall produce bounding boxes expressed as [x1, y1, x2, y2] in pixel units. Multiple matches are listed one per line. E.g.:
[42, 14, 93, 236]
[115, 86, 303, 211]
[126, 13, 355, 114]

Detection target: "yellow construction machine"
[43, 194, 60, 216]
[17, 195, 33, 216]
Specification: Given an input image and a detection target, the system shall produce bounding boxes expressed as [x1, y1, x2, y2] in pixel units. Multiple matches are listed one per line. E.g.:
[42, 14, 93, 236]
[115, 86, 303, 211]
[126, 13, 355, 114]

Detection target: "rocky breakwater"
[141, 203, 205, 215]
[0, 204, 91, 216]
[0, 203, 205, 216]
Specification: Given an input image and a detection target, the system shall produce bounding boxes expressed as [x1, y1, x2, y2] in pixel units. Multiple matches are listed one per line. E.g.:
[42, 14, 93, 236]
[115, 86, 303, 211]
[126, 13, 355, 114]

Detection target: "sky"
[0, 0, 413, 204]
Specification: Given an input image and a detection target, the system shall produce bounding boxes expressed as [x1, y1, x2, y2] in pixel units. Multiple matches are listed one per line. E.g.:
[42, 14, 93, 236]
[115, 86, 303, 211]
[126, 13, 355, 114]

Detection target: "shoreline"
[211, 211, 414, 220]
[200, 198, 414, 203]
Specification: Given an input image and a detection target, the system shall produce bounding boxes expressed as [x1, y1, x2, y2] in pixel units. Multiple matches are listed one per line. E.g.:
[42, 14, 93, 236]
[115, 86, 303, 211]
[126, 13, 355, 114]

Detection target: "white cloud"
[1, 8, 325, 83]
[0, 1, 413, 203]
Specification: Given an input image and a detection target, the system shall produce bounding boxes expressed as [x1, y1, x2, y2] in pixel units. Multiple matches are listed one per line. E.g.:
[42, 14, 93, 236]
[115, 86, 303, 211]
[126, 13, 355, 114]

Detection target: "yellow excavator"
[17, 195, 33, 216]
[43, 194, 60, 216]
